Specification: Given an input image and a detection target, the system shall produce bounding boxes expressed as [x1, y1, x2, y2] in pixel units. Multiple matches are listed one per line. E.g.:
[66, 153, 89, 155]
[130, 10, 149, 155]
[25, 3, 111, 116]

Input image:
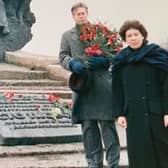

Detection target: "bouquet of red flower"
[79, 22, 123, 63]
[69, 22, 123, 93]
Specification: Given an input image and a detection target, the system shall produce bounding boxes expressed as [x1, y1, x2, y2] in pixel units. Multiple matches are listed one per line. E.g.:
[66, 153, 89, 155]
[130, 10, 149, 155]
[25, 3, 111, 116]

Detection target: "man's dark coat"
[59, 27, 114, 123]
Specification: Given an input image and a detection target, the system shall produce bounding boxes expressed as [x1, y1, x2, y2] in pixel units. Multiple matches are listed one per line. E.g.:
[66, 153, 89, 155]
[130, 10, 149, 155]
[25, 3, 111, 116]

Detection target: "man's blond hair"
[71, 2, 88, 14]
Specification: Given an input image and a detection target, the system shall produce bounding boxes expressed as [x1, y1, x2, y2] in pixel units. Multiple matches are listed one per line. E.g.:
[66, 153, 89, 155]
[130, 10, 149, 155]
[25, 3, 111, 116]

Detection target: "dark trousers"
[81, 120, 120, 168]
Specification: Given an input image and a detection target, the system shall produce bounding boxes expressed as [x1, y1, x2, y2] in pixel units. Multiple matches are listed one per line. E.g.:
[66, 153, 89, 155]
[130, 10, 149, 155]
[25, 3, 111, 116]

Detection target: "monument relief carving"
[0, 0, 35, 61]
[0, 92, 81, 145]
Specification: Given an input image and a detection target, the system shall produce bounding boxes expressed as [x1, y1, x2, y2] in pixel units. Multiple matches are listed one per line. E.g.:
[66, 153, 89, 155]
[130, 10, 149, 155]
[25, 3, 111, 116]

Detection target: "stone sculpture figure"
[0, 0, 35, 61]
[4, 0, 34, 25]
[0, 0, 9, 34]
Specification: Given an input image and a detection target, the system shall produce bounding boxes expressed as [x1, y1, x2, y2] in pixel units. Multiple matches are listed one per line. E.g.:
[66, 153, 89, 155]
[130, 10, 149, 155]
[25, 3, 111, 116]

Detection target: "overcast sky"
[23, 0, 168, 56]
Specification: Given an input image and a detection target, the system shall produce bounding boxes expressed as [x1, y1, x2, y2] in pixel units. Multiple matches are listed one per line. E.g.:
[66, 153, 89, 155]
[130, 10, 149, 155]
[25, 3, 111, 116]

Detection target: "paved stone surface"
[0, 126, 128, 168]
[0, 54, 128, 167]
[0, 143, 128, 168]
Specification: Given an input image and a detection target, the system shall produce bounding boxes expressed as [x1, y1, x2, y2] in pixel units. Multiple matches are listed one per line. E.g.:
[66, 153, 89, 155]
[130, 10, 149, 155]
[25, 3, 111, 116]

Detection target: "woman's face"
[125, 28, 144, 49]
[72, 7, 88, 24]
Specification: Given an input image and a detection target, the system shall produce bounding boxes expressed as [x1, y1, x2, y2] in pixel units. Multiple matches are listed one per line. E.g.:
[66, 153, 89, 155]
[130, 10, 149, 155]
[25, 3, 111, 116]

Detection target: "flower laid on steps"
[0, 91, 72, 120]
[4, 91, 15, 101]
[47, 93, 72, 120]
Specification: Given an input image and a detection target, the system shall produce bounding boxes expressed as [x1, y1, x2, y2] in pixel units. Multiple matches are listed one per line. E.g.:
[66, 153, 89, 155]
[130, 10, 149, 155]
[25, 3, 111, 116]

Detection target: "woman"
[111, 20, 168, 168]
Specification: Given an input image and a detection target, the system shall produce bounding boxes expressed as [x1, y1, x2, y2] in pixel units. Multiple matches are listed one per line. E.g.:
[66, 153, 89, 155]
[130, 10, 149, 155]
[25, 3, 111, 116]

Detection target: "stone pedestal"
[0, 93, 81, 145]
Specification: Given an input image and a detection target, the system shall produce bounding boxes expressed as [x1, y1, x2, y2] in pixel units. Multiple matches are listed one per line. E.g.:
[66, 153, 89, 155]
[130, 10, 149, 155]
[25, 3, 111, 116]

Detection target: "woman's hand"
[117, 116, 127, 128]
[164, 115, 168, 127]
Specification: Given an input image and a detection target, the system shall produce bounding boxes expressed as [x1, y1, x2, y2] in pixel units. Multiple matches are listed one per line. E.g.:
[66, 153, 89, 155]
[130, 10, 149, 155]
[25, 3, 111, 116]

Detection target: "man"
[59, 2, 120, 167]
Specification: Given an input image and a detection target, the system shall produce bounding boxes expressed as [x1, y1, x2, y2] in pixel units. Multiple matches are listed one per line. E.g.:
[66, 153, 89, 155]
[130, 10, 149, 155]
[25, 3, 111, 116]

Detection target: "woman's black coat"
[112, 49, 168, 168]
[59, 27, 114, 123]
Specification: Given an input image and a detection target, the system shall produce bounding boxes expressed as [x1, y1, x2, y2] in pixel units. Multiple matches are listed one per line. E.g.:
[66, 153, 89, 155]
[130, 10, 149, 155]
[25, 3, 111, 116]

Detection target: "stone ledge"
[0, 142, 128, 167]
[5, 51, 70, 85]
[0, 142, 83, 157]
[5, 50, 58, 70]
[46, 64, 71, 85]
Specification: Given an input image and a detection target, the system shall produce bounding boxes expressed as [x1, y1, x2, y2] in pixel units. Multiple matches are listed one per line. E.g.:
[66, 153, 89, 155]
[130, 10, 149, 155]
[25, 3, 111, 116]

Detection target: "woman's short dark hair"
[71, 2, 88, 14]
[119, 20, 148, 44]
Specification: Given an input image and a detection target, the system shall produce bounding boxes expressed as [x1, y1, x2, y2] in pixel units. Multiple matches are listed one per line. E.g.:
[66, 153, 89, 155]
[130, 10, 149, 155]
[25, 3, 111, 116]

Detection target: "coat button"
[146, 81, 150, 86]
[142, 96, 146, 100]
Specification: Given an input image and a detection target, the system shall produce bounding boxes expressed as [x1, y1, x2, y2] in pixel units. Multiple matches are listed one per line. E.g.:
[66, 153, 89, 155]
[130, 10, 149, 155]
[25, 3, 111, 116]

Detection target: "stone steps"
[0, 51, 128, 167]
[0, 79, 65, 86]
[0, 125, 128, 167]
[6, 51, 71, 83]
[0, 85, 70, 91]
[0, 62, 71, 98]
[0, 70, 48, 80]
[5, 50, 58, 70]
[0, 63, 48, 80]
[0, 142, 128, 168]
[0, 89, 72, 99]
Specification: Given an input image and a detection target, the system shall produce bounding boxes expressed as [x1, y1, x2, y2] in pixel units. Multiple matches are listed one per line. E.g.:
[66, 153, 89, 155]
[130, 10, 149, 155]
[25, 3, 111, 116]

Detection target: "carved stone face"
[72, 7, 88, 25]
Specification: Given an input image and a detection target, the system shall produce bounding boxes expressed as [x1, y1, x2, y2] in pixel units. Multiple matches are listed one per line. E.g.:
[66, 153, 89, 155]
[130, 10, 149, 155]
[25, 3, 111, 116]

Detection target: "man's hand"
[69, 59, 84, 74]
[87, 56, 109, 70]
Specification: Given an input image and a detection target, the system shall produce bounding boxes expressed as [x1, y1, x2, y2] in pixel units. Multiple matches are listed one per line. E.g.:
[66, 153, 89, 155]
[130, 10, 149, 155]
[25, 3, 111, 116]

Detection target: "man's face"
[72, 7, 88, 24]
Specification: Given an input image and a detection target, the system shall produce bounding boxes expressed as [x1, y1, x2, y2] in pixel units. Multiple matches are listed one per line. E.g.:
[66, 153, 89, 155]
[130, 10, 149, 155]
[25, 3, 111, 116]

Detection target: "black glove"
[69, 59, 85, 74]
[87, 56, 109, 70]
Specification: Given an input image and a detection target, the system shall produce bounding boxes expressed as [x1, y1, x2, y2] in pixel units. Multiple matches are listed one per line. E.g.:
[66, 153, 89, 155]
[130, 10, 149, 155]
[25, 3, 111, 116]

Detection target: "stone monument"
[0, 1, 82, 145]
[0, 92, 81, 145]
[0, 0, 35, 61]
